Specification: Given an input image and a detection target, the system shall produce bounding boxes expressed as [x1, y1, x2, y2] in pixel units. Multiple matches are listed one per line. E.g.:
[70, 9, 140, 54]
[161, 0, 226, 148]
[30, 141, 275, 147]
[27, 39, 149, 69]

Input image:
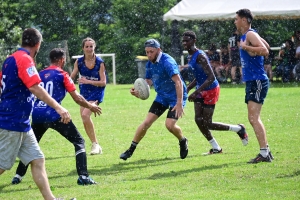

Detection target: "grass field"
[0, 83, 299, 200]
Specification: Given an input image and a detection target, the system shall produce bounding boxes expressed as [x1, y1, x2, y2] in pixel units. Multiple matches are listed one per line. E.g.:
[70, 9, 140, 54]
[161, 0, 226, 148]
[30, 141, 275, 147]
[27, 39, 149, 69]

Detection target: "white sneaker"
[90, 142, 102, 155]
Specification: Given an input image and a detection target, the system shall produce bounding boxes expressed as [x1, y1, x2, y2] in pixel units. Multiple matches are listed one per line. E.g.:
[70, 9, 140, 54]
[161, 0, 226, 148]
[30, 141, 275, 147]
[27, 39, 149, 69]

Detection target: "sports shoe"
[90, 142, 102, 155]
[179, 137, 188, 159]
[247, 153, 272, 164]
[77, 175, 97, 185]
[12, 175, 22, 184]
[120, 149, 133, 160]
[202, 148, 223, 155]
[269, 151, 274, 160]
[237, 124, 248, 146]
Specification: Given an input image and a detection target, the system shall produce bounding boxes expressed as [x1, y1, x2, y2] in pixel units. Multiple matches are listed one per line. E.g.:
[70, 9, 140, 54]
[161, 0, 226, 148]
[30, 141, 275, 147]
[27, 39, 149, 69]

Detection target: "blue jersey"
[145, 52, 187, 102]
[240, 29, 268, 82]
[188, 49, 219, 90]
[0, 48, 41, 132]
[32, 66, 76, 123]
[77, 56, 105, 102]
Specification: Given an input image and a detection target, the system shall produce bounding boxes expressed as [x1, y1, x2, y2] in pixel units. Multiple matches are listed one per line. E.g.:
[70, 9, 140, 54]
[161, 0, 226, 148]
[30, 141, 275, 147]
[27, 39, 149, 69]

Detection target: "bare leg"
[133, 113, 158, 143]
[239, 67, 243, 82]
[30, 158, 55, 200]
[0, 168, 5, 175]
[165, 118, 184, 140]
[247, 101, 267, 148]
[231, 66, 237, 82]
[80, 106, 97, 144]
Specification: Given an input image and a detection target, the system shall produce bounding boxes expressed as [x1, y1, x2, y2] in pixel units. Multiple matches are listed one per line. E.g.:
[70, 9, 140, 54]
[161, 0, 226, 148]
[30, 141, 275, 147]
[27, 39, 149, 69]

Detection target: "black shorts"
[149, 101, 178, 119]
[31, 120, 85, 146]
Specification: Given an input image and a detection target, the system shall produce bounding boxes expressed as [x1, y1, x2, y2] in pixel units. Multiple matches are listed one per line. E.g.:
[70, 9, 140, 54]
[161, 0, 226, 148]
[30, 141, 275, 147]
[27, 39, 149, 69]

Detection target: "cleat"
[179, 137, 188, 159]
[202, 148, 223, 155]
[77, 175, 97, 185]
[12, 176, 22, 185]
[237, 124, 248, 146]
[90, 143, 102, 155]
[120, 149, 132, 161]
[247, 153, 272, 164]
[269, 151, 274, 160]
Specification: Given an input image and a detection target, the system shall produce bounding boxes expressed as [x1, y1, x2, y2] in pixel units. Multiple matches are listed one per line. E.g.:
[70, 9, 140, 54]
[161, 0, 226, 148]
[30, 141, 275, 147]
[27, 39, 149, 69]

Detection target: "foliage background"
[1, 0, 300, 83]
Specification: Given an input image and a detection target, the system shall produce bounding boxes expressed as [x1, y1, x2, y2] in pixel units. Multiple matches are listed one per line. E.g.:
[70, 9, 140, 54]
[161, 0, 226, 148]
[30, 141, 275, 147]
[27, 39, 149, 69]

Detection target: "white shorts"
[0, 128, 44, 170]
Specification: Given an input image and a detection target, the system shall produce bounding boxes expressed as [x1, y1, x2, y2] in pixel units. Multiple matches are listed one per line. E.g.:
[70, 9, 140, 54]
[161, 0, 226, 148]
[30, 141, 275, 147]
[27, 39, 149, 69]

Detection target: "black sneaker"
[77, 176, 97, 185]
[179, 137, 188, 159]
[120, 149, 133, 161]
[12, 176, 22, 184]
[202, 148, 223, 155]
[237, 124, 248, 146]
[247, 153, 272, 164]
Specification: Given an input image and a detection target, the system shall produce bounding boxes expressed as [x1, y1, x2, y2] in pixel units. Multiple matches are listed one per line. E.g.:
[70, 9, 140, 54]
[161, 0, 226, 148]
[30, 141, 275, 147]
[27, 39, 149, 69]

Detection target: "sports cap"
[144, 39, 160, 48]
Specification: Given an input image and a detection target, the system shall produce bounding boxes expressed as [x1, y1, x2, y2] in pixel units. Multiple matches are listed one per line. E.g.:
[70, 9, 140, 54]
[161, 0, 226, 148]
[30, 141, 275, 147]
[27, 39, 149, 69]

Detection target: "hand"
[56, 106, 71, 124]
[171, 103, 184, 118]
[89, 101, 102, 117]
[188, 91, 198, 102]
[239, 39, 247, 51]
[78, 77, 90, 84]
[130, 87, 140, 98]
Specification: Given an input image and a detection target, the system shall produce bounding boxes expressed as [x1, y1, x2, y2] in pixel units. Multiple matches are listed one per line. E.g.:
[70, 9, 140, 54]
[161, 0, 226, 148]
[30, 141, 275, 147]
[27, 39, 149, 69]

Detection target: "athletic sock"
[229, 125, 242, 132]
[260, 148, 269, 157]
[129, 141, 138, 153]
[14, 174, 23, 180]
[209, 138, 221, 151]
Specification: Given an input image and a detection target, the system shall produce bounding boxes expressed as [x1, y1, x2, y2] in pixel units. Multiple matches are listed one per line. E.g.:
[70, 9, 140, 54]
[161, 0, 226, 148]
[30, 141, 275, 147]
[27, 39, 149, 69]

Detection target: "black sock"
[129, 141, 138, 152]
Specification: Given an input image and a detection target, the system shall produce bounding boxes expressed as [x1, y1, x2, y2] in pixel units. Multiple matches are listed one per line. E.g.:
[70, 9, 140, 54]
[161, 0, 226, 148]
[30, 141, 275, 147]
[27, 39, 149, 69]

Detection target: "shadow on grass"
[276, 170, 300, 178]
[146, 162, 242, 180]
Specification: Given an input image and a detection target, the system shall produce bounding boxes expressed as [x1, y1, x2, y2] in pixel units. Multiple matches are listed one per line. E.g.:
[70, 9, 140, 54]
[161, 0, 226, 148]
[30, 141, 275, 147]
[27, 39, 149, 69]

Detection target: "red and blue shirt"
[32, 65, 76, 123]
[0, 48, 41, 132]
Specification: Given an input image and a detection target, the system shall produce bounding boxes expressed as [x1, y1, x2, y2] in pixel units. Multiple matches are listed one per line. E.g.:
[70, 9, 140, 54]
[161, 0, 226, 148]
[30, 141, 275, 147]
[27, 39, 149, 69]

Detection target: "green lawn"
[0, 83, 299, 200]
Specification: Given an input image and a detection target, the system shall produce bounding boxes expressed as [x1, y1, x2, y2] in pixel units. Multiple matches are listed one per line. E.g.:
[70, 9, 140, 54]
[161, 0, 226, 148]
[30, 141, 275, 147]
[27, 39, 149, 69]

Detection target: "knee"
[195, 117, 204, 127]
[165, 120, 175, 132]
[30, 158, 45, 169]
[81, 113, 90, 123]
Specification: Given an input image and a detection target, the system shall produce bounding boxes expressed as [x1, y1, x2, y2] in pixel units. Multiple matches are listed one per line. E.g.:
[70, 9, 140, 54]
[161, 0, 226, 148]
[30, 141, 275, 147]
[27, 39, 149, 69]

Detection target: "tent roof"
[163, 0, 300, 21]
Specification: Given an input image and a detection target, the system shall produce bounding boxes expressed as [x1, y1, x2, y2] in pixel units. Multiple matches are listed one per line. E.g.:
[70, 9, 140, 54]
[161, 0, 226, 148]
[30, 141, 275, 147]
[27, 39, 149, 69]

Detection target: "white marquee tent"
[163, 0, 300, 21]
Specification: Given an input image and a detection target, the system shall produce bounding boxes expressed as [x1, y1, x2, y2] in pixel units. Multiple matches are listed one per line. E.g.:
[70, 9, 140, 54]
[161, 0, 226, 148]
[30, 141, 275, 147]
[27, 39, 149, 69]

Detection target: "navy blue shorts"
[245, 80, 269, 104]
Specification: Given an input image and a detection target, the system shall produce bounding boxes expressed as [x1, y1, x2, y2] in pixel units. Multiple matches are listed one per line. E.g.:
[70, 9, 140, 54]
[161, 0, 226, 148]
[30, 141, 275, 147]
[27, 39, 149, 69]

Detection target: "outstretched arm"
[69, 90, 102, 116]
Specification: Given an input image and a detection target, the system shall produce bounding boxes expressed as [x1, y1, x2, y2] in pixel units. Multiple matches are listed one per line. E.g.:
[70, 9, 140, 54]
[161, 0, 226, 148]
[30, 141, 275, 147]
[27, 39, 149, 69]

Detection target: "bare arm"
[171, 74, 184, 118]
[240, 31, 269, 56]
[188, 54, 215, 102]
[29, 84, 71, 124]
[78, 62, 106, 87]
[70, 59, 79, 80]
[69, 90, 102, 116]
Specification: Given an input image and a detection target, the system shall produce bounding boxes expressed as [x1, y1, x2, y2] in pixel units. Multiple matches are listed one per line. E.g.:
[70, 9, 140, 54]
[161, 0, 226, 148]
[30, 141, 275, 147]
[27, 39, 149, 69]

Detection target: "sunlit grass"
[0, 83, 299, 200]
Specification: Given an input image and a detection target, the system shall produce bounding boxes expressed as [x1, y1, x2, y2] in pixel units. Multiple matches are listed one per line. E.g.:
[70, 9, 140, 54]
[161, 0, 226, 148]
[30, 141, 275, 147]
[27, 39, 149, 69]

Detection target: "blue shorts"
[245, 80, 269, 104]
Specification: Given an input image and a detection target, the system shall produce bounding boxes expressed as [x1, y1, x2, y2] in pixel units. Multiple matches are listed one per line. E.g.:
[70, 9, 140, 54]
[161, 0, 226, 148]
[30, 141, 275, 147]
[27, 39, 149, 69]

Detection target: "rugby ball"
[134, 78, 150, 100]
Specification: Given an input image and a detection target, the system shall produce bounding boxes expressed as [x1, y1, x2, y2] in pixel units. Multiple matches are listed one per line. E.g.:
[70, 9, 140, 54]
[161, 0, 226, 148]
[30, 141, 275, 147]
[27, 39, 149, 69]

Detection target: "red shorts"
[196, 85, 220, 105]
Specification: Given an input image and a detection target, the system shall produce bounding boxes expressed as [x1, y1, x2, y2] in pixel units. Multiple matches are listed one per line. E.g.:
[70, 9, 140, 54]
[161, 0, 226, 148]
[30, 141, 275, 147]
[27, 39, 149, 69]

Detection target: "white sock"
[209, 138, 221, 150]
[229, 125, 241, 132]
[15, 174, 22, 180]
[260, 148, 269, 157]
[81, 175, 87, 179]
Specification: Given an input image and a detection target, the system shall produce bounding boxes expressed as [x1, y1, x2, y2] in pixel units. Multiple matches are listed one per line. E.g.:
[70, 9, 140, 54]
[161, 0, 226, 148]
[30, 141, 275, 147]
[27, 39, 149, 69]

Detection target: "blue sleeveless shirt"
[77, 56, 106, 102]
[188, 49, 218, 90]
[240, 29, 268, 82]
